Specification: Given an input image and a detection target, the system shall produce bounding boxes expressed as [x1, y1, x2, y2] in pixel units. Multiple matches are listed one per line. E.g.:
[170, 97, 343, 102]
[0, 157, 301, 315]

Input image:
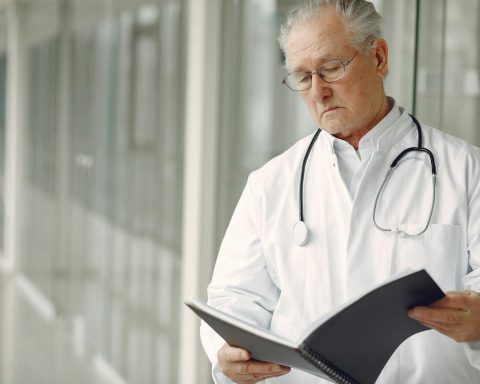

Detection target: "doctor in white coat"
[200, 0, 480, 383]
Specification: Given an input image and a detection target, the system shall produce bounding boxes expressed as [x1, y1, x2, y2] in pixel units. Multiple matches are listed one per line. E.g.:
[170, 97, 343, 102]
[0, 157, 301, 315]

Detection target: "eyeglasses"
[282, 37, 374, 91]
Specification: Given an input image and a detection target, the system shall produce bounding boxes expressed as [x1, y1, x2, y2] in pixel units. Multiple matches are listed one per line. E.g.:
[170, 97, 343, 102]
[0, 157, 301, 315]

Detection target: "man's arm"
[200, 173, 284, 383]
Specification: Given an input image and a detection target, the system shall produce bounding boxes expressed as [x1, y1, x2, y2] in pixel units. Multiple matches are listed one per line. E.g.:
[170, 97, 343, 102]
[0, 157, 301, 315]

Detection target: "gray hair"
[278, 0, 383, 55]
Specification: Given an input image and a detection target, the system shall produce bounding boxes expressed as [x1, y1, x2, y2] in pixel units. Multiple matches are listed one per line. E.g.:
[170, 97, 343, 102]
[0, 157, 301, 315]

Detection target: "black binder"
[186, 269, 444, 384]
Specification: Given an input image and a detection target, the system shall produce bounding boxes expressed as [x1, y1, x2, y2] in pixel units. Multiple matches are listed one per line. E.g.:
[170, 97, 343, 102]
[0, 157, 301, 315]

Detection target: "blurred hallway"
[0, 0, 479, 383]
[0, 273, 113, 384]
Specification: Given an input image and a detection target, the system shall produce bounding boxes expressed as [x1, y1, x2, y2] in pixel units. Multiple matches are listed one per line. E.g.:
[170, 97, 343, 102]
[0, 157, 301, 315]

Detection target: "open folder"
[186, 269, 444, 384]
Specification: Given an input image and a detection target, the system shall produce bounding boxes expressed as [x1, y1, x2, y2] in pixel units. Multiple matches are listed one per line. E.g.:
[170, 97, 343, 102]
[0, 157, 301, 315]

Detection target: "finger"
[250, 369, 291, 381]
[416, 319, 453, 333]
[417, 319, 476, 342]
[417, 320, 459, 338]
[416, 316, 478, 336]
[263, 369, 291, 378]
[431, 291, 480, 310]
[237, 361, 290, 375]
[408, 307, 467, 325]
[219, 345, 250, 363]
[444, 290, 480, 297]
[237, 366, 291, 383]
[249, 367, 291, 377]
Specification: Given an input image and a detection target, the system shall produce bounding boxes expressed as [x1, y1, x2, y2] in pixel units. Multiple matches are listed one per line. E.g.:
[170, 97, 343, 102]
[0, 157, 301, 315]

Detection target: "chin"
[319, 121, 343, 135]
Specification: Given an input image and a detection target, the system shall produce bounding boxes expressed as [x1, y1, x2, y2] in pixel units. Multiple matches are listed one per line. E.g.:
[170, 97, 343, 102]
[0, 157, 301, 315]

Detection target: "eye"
[293, 72, 310, 83]
[320, 61, 342, 72]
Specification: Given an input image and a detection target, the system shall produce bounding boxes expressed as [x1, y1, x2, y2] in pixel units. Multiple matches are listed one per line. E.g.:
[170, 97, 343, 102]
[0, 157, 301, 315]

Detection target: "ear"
[372, 38, 388, 78]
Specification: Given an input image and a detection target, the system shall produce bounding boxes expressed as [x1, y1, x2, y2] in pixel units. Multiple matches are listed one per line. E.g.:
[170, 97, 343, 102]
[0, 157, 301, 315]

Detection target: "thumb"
[221, 344, 251, 363]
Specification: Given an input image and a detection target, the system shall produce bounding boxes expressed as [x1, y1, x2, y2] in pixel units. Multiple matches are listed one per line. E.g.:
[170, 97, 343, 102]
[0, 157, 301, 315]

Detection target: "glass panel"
[20, 0, 60, 302]
[0, 10, 7, 256]
[17, 0, 185, 383]
[67, 1, 185, 382]
[441, 0, 480, 145]
[415, 0, 446, 128]
[415, 0, 480, 146]
[376, 0, 417, 110]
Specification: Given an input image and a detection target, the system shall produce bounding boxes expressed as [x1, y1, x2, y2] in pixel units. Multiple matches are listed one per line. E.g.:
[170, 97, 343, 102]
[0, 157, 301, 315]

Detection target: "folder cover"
[186, 269, 444, 384]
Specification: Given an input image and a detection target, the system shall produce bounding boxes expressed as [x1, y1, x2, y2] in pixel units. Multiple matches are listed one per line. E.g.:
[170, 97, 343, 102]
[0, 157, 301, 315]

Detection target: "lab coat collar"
[320, 97, 409, 155]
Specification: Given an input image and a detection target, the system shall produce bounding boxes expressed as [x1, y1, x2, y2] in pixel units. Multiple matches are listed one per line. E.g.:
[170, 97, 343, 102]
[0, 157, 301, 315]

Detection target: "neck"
[336, 97, 391, 150]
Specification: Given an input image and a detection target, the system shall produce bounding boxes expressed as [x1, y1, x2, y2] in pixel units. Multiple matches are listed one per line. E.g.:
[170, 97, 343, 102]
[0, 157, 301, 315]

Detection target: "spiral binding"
[299, 346, 360, 384]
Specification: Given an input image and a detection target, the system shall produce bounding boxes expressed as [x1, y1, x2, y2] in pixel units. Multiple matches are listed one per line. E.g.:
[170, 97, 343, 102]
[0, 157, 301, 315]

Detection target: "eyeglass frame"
[282, 35, 376, 91]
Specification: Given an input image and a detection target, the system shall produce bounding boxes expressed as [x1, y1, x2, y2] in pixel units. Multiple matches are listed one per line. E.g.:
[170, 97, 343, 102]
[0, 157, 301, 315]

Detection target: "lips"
[322, 106, 339, 117]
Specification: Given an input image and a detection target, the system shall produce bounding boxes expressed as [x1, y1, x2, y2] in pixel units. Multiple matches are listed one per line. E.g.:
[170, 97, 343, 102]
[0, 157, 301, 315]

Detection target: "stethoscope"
[292, 114, 437, 247]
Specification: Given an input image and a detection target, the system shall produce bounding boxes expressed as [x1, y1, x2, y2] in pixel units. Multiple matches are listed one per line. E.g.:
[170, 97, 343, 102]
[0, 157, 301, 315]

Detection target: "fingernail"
[241, 352, 249, 360]
[273, 365, 289, 372]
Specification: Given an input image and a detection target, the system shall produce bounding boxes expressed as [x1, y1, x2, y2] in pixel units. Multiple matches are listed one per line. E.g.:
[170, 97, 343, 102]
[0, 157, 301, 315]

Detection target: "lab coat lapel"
[302, 134, 353, 311]
[345, 112, 418, 297]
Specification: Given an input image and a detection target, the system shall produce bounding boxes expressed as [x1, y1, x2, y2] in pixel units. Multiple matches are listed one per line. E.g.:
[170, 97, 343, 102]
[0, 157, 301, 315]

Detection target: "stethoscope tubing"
[293, 114, 437, 246]
[299, 129, 322, 222]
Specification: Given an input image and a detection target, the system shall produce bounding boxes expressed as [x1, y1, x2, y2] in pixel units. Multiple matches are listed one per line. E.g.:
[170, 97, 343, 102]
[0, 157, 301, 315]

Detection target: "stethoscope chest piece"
[292, 221, 309, 247]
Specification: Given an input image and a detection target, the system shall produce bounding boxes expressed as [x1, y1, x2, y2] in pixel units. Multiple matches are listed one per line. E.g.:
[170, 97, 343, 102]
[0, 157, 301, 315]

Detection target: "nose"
[310, 73, 332, 101]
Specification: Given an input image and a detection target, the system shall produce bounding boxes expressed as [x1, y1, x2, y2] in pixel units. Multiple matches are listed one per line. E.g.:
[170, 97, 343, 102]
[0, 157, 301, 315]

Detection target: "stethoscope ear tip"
[292, 221, 309, 247]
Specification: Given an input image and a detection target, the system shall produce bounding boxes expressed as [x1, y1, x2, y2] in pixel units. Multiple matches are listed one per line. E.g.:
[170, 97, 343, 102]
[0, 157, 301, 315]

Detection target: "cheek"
[347, 79, 378, 113]
[354, 90, 369, 112]
[347, 66, 378, 103]
[300, 92, 313, 104]
[301, 95, 321, 115]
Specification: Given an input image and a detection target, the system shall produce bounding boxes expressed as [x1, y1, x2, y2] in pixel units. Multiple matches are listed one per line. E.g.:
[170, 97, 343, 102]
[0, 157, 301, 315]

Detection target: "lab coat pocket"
[396, 224, 462, 289]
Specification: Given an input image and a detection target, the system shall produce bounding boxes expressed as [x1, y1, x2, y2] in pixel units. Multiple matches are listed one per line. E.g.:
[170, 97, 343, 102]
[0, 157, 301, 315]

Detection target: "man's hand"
[217, 343, 291, 383]
[408, 290, 480, 342]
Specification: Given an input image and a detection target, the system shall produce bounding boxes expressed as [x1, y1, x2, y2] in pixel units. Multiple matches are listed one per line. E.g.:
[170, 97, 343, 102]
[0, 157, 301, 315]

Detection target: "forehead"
[285, 8, 351, 70]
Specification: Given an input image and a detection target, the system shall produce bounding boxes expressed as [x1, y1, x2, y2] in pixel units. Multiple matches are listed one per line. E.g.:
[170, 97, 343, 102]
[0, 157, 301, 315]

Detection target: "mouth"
[322, 107, 339, 117]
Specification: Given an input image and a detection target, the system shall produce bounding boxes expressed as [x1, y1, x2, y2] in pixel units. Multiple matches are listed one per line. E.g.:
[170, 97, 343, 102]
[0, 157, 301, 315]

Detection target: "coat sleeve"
[462, 147, 480, 368]
[200, 172, 280, 383]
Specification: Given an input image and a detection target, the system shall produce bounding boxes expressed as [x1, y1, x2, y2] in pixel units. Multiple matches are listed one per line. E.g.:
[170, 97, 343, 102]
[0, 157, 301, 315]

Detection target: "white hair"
[278, 0, 383, 55]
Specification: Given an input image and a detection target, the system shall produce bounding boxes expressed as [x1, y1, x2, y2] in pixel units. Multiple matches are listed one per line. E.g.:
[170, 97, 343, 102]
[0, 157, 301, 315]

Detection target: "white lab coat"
[201, 106, 480, 383]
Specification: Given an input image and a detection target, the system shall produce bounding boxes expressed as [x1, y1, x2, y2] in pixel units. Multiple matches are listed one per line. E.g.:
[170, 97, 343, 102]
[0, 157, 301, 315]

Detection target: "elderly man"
[200, 0, 480, 383]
